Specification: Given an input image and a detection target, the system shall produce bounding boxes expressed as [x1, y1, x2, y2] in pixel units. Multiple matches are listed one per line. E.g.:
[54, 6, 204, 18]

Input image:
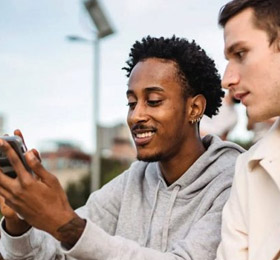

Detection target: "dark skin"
[0, 58, 207, 249]
[127, 58, 206, 185]
[158, 95, 206, 184]
[0, 130, 85, 248]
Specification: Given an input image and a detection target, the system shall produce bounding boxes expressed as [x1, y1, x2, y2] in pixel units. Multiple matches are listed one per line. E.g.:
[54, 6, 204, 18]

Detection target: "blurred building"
[98, 123, 136, 161]
[41, 141, 91, 189]
[41, 123, 135, 189]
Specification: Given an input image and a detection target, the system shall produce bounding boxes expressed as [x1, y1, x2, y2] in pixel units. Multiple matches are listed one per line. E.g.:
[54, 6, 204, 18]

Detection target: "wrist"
[56, 215, 86, 249]
[4, 217, 31, 236]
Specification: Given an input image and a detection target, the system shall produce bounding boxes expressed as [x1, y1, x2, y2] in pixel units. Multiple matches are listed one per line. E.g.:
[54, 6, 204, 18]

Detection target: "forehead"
[127, 58, 181, 93]
[224, 8, 265, 54]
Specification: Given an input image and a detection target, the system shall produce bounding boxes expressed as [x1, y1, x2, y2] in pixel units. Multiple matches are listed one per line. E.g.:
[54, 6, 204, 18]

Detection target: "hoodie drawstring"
[143, 182, 181, 251]
[161, 184, 180, 252]
[143, 180, 161, 247]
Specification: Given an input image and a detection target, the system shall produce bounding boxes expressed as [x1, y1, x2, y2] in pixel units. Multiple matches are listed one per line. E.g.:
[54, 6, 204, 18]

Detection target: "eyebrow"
[225, 41, 246, 58]
[126, 86, 164, 97]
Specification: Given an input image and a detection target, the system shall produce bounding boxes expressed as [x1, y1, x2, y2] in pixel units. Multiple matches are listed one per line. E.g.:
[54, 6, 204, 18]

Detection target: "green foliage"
[230, 138, 253, 151]
[100, 158, 130, 186]
[66, 174, 91, 210]
[66, 158, 131, 209]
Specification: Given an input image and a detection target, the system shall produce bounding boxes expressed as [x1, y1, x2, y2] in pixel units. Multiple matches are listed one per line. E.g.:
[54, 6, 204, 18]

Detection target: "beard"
[136, 152, 163, 162]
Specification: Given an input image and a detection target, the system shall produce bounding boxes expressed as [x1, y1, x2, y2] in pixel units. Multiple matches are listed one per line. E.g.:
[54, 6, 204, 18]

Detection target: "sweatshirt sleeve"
[0, 170, 126, 260]
[62, 218, 183, 259]
[215, 156, 249, 260]
[0, 161, 230, 260]
[61, 188, 230, 260]
[0, 218, 64, 260]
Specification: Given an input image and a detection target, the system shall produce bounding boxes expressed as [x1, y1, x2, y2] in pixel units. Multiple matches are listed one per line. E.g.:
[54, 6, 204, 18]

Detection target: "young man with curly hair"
[0, 36, 243, 259]
[216, 0, 280, 259]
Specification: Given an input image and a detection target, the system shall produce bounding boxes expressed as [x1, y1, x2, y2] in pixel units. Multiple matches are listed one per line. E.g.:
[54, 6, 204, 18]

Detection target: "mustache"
[131, 124, 157, 132]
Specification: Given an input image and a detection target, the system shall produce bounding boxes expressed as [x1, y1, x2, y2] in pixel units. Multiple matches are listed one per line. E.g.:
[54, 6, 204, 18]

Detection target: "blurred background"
[0, 0, 262, 208]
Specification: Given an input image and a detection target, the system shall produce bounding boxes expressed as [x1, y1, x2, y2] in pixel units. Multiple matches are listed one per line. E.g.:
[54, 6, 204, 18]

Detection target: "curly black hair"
[123, 35, 224, 117]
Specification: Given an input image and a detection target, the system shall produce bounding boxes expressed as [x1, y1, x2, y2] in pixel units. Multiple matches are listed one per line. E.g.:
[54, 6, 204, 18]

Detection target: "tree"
[66, 158, 132, 209]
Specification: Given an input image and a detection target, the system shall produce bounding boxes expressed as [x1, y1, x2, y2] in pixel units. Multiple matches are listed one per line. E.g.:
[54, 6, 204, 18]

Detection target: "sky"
[0, 0, 251, 153]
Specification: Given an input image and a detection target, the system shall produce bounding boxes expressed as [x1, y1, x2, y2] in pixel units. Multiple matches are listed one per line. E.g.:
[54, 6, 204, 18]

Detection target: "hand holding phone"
[0, 131, 80, 243]
[0, 135, 32, 178]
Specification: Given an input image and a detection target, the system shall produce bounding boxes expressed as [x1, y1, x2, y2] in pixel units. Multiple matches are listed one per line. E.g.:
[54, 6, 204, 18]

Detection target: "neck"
[159, 136, 205, 186]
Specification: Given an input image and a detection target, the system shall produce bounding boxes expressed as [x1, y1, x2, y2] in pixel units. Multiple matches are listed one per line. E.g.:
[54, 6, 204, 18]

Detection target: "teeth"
[136, 131, 154, 138]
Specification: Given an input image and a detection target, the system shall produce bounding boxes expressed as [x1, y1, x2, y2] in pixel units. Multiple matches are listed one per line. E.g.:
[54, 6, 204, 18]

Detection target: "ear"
[187, 94, 206, 124]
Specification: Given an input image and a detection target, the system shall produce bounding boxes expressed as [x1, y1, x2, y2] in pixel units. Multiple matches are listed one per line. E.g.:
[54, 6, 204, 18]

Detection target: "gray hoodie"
[0, 135, 244, 260]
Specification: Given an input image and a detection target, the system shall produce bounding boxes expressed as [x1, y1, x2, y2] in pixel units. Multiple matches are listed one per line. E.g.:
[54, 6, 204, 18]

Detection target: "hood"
[157, 134, 245, 193]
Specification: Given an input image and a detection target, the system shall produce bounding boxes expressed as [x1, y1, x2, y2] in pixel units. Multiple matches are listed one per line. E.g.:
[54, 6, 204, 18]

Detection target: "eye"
[126, 102, 137, 110]
[235, 50, 246, 60]
[147, 100, 162, 107]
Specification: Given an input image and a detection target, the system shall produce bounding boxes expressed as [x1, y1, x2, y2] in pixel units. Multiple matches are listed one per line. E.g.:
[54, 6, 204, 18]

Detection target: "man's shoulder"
[232, 135, 276, 181]
[238, 120, 280, 165]
[204, 134, 245, 157]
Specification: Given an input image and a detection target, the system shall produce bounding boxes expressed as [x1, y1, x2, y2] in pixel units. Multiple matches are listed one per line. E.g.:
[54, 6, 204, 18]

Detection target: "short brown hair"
[218, 0, 280, 45]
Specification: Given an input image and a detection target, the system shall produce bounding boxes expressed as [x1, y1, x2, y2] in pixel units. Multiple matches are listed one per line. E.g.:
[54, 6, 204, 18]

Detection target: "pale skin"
[222, 8, 280, 122]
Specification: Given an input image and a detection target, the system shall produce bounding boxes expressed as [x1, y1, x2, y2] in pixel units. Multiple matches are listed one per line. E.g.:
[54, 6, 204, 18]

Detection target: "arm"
[216, 157, 248, 260]
[0, 196, 30, 236]
[0, 134, 86, 259]
[62, 187, 230, 260]
[0, 132, 231, 260]
[0, 128, 127, 259]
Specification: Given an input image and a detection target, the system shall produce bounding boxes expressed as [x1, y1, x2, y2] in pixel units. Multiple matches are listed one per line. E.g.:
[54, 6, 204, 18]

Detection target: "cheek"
[126, 113, 133, 128]
[157, 108, 180, 124]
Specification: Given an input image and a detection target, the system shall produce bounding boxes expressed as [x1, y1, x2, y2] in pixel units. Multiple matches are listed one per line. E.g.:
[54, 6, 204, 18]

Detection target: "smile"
[133, 131, 155, 146]
[135, 131, 155, 138]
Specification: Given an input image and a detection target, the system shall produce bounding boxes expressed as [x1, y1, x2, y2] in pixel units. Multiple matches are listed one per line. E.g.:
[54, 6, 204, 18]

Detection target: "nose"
[127, 102, 149, 126]
[222, 63, 240, 90]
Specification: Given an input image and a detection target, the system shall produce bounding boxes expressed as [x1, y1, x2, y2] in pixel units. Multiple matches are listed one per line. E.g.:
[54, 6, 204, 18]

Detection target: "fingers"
[14, 129, 27, 151]
[0, 168, 18, 193]
[25, 151, 54, 186]
[0, 137, 56, 189]
[0, 138, 31, 183]
[31, 148, 41, 162]
[0, 195, 12, 212]
[0, 194, 8, 208]
[0, 194, 18, 220]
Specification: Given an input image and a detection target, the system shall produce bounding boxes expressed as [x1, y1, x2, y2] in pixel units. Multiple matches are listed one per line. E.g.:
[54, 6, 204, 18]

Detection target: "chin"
[137, 152, 163, 162]
[247, 109, 271, 123]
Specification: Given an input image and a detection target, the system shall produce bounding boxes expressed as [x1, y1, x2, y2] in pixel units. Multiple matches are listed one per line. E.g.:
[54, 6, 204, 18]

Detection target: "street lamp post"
[92, 36, 101, 192]
[84, 0, 114, 192]
[68, 0, 114, 192]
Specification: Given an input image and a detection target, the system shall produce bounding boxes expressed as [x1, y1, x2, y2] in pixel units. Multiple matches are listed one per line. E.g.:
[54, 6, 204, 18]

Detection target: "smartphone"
[0, 136, 32, 178]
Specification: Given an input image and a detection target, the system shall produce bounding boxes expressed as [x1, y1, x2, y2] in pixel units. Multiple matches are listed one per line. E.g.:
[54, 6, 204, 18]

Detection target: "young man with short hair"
[0, 36, 243, 259]
[216, 1, 280, 259]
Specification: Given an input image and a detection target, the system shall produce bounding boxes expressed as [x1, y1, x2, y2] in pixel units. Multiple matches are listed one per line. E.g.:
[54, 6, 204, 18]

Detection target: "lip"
[133, 130, 155, 146]
[234, 91, 249, 104]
